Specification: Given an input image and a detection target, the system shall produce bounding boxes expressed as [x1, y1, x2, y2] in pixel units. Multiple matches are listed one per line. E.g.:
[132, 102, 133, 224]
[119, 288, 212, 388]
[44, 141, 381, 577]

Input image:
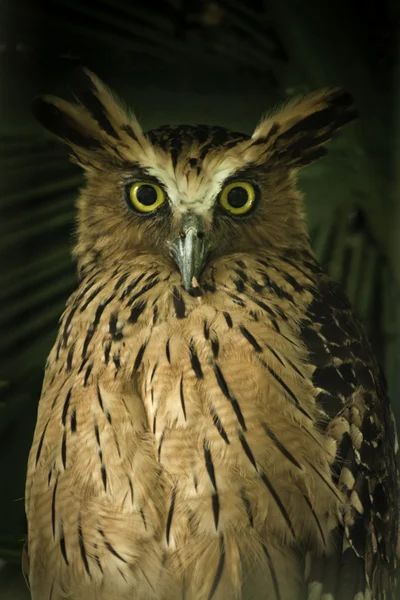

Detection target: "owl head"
[33, 68, 356, 291]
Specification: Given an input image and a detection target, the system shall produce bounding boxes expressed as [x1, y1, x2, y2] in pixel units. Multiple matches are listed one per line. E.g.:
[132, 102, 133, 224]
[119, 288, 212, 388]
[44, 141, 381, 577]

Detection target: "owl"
[24, 68, 399, 600]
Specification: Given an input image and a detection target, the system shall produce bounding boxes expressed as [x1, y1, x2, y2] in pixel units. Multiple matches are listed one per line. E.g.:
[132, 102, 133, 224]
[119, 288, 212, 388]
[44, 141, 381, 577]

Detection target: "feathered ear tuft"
[248, 88, 358, 169]
[69, 67, 122, 140]
[31, 69, 151, 170]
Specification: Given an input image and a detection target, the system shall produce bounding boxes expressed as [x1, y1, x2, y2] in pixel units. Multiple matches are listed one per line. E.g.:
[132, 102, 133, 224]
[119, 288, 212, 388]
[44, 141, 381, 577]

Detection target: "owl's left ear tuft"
[250, 87, 358, 169]
[69, 67, 122, 141]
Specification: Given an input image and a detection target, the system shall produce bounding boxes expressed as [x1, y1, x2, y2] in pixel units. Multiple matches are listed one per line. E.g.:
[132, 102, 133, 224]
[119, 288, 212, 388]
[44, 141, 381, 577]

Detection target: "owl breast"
[26, 258, 345, 600]
[135, 274, 341, 573]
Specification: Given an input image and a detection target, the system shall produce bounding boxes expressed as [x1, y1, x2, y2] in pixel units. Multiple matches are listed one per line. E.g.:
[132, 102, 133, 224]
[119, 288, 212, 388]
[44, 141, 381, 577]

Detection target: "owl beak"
[171, 215, 210, 293]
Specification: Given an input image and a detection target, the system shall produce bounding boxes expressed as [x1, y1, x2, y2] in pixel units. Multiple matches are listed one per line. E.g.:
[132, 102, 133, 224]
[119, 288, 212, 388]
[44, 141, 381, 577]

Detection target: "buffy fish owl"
[24, 68, 400, 600]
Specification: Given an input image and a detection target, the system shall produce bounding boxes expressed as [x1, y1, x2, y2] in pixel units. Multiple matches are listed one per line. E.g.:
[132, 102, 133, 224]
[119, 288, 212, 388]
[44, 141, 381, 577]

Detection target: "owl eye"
[219, 181, 256, 216]
[128, 182, 165, 213]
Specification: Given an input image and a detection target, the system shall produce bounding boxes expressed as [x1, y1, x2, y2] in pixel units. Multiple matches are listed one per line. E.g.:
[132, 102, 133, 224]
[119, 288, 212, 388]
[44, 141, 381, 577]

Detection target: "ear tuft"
[251, 87, 358, 169]
[69, 67, 121, 140]
[279, 89, 357, 141]
[32, 96, 102, 150]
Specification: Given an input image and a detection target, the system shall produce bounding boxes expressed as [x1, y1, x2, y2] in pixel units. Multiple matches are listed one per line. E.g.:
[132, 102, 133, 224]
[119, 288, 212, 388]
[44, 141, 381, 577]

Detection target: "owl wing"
[301, 266, 400, 599]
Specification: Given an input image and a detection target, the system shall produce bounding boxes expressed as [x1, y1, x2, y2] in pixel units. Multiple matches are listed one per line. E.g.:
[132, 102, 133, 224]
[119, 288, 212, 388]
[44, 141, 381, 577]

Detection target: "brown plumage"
[24, 68, 399, 600]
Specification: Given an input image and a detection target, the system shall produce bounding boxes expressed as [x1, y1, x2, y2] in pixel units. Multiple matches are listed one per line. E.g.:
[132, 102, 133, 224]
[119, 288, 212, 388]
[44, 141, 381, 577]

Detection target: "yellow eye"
[128, 181, 165, 213]
[219, 181, 256, 216]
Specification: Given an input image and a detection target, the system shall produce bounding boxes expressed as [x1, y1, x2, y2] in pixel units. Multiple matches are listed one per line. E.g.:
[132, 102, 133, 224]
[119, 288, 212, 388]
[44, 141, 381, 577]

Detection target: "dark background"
[0, 0, 399, 596]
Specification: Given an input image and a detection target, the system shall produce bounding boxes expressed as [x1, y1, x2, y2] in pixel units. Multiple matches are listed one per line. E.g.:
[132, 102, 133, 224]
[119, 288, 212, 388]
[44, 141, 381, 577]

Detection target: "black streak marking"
[70, 409, 77, 433]
[51, 477, 58, 538]
[94, 548, 103, 574]
[152, 304, 158, 325]
[271, 319, 280, 333]
[227, 292, 245, 307]
[82, 328, 95, 360]
[133, 341, 147, 371]
[204, 444, 220, 530]
[66, 343, 75, 371]
[98, 529, 127, 562]
[126, 279, 160, 307]
[114, 273, 129, 292]
[128, 300, 147, 324]
[251, 122, 280, 146]
[265, 343, 285, 367]
[236, 260, 247, 269]
[208, 534, 225, 600]
[113, 432, 120, 456]
[213, 365, 246, 430]
[166, 488, 176, 545]
[246, 294, 277, 319]
[203, 320, 210, 339]
[239, 326, 262, 352]
[94, 423, 101, 446]
[211, 337, 220, 358]
[71, 68, 121, 139]
[77, 357, 88, 375]
[223, 312, 233, 328]
[121, 123, 138, 141]
[285, 356, 305, 378]
[180, 377, 187, 420]
[302, 495, 326, 546]
[66, 298, 88, 341]
[78, 517, 92, 578]
[59, 521, 69, 566]
[97, 384, 104, 412]
[210, 407, 230, 444]
[140, 509, 147, 530]
[101, 466, 107, 491]
[166, 339, 171, 363]
[234, 268, 248, 281]
[307, 461, 343, 502]
[83, 363, 93, 386]
[104, 340, 112, 364]
[260, 472, 296, 538]
[61, 389, 72, 426]
[212, 493, 220, 530]
[204, 442, 218, 490]
[238, 431, 257, 470]
[234, 278, 245, 293]
[172, 286, 186, 318]
[120, 272, 146, 300]
[267, 365, 312, 421]
[35, 419, 50, 466]
[262, 543, 281, 600]
[150, 362, 158, 383]
[61, 431, 67, 468]
[262, 423, 302, 470]
[189, 341, 203, 379]
[80, 284, 106, 312]
[127, 477, 134, 504]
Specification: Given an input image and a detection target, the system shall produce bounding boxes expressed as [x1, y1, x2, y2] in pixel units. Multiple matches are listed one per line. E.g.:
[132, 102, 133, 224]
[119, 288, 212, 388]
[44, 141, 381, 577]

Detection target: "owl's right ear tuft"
[32, 95, 103, 151]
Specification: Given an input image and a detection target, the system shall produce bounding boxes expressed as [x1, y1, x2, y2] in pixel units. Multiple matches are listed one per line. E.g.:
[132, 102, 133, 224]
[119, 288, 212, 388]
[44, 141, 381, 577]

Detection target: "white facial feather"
[132, 145, 250, 217]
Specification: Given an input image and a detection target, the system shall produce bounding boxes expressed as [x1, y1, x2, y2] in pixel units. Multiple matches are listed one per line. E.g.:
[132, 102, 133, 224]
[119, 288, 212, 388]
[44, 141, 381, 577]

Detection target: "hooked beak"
[170, 214, 211, 292]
